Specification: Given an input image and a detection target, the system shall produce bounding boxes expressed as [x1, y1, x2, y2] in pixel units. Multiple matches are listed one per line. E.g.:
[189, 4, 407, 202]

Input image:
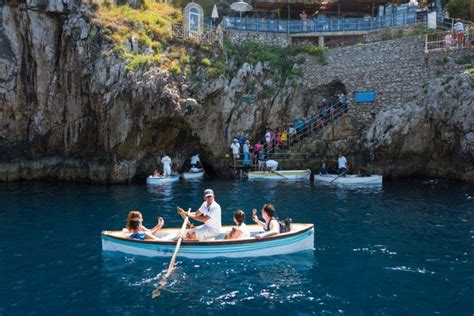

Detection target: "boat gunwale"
[102, 224, 314, 246]
[248, 169, 311, 176]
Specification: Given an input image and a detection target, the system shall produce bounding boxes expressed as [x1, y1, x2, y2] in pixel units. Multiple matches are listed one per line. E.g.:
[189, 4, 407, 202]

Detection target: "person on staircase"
[280, 129, 288, 148]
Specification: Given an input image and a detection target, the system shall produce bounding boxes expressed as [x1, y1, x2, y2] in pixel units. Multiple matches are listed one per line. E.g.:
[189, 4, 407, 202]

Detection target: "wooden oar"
[151, 213, 190, 298]
[330, 170, 347, 183]
[271, 170, 288, 179]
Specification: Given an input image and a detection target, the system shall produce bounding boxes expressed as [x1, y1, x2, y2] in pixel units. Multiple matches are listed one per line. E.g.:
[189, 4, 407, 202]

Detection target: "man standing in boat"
[178, 189, 222, 240]
[190, 153, 201, 169]
[161, 154, 172, 177]
[337, 152, 348, 177]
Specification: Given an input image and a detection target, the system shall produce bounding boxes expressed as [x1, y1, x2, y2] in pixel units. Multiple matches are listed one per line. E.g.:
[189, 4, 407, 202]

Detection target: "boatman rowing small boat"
[265, 159, 279, 172]
[177, 189, 222, 240]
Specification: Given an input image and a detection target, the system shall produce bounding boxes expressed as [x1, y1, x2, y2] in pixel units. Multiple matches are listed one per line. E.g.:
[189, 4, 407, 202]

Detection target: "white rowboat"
[101, 224, 314, 259]
[181, 168, 205, 180]
[315, 174, 383, 184]
[146, 175, 180, 185]
[248, 169, 311, 180]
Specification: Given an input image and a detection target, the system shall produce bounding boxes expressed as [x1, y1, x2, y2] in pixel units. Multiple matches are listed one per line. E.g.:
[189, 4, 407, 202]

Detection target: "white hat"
[204, 189, 214, 197]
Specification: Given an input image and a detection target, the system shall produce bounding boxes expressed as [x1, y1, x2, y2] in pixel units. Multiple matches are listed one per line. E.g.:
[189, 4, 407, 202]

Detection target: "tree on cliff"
[442, 0, 473, 20]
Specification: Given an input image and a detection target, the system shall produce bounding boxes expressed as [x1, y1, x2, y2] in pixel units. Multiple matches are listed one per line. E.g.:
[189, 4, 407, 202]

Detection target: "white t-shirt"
[338, 156, 347, 169]
[265, 132, 271, 142]
[236, 223, 251, 239]
[161, 156, 172, 168]
[230, 142, 240, 154]
[199, 201, 222, 234]
[190, 155, 200, 165]
[266, 160, 278, 168]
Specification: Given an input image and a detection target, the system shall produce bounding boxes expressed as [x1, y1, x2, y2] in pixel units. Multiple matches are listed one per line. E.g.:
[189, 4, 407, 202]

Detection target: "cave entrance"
[313, 79, 347, 98]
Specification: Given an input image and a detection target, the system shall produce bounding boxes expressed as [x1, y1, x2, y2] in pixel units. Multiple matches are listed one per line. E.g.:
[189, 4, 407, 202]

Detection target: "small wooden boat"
[101, 224, 314, 259]
[315, 174, 383, 185]
[181, 168, 205, 180]
[146, 175, 180, 185]
[248, 169, 311, 180]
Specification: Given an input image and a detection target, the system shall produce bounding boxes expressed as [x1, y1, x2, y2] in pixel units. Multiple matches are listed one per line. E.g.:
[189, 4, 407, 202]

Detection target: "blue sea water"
[0, 179, 473, 315]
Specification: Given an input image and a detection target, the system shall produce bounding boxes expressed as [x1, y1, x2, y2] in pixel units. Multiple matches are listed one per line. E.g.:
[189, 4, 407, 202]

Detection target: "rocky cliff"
[0, 1, 473, 182]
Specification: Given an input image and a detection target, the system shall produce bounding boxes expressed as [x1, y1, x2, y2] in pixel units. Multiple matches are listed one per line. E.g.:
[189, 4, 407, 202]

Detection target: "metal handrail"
[289, 102, 348, 146]
[223, 11, 420, 34]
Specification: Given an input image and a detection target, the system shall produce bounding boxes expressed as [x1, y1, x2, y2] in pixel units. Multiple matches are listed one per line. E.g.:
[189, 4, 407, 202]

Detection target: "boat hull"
[248, 170, 311, 180]
[146, 175, 180, 185]
[181, 170, 204, 180]
[315, 174, 383, 184]
[102, 224, 314, 259]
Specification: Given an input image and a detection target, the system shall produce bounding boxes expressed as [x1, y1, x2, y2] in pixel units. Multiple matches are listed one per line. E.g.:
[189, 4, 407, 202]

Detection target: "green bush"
[446, 0, 473, 20]
[201, 58, 212, 67]
[296, 56, 306, 64]
[455, 55, 472, 65]
[125, 53, 162, 72]
[179, 54, 190, 64]
[381, 30, 392, 41]
[169, 62, 180, 74]
[291, 67, 302, 76]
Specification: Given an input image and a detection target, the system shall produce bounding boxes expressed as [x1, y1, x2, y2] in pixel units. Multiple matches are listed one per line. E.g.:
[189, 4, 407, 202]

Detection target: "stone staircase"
[229, 101, 349, 172]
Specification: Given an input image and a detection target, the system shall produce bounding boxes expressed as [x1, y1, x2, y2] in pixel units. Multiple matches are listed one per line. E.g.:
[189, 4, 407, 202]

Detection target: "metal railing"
[224, 11, 421, 34]
[425, 30, 473, 53]
[169, 25, 224, 46]
[287, 101, 349, 147]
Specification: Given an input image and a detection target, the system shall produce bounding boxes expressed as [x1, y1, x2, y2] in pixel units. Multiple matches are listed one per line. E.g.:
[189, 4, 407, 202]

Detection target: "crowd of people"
[230, 136, 283, 171]
[123, 189, 286, 241]
[230, 92, 348, 167]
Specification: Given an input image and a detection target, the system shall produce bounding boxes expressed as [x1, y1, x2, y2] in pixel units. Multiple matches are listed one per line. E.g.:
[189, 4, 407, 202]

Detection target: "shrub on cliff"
[445, 0, 473, 20]
[93, 0, 182, 71]
[224, 40, 327, 83]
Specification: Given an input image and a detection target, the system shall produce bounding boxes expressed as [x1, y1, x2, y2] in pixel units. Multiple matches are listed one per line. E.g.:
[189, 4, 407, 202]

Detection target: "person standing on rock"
[231, 139, 240, 161]
[243, 140, 251, 168]
[161, 154, 172, 177]
[337, 153, 348, 177]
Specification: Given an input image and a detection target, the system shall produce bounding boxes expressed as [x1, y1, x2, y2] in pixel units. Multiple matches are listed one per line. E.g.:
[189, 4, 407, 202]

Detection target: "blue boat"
[102, 224, 314, 259]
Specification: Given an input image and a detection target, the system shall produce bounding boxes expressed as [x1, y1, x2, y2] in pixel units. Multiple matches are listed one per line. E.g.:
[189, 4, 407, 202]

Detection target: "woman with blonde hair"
[123, 210, 164, 240]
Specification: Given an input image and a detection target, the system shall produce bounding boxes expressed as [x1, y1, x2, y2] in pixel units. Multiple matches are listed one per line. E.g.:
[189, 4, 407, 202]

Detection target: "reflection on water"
[147, 183, 175, 202]
[101, 251, 316, 311]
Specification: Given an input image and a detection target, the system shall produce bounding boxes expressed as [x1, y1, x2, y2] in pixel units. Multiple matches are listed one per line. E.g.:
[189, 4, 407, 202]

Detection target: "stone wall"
[301, 36, 474, 110]
[225, 29, 290, 47]
[225, 22, 428, 48]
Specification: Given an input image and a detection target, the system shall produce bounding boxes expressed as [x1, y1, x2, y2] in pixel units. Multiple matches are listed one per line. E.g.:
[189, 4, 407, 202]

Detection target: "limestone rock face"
[365, 71, 474, 180]
[0, 2, 473, 182]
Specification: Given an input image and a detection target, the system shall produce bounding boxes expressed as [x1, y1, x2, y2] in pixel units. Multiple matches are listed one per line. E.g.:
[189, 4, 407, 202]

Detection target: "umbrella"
[211, 4, 219, 29]
[211, 4, 219, 19]
[230, 1, 253, 13]
[230, 1, 253, 27]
